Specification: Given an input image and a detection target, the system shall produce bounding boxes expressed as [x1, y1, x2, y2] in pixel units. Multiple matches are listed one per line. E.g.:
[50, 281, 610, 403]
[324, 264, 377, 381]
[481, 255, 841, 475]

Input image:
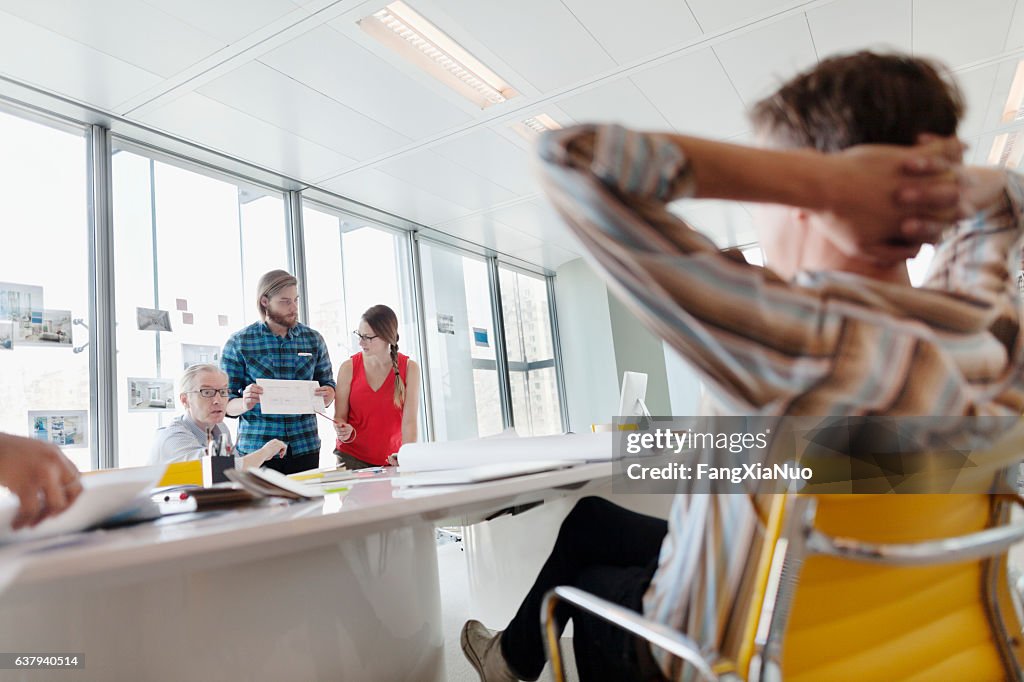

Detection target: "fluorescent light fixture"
[511, 113, 562, 141]
[359, 1, 517, 109]
[987, 60, 1024, 168]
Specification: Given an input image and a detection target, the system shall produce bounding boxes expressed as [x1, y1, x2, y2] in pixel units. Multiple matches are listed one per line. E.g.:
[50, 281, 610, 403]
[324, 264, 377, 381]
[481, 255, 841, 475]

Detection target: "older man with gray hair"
[150, 363, 286, 468]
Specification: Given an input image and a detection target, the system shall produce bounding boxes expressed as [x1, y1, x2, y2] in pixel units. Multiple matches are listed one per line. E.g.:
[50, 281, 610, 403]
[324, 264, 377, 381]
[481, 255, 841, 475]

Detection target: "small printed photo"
[137, 307, 172, 332]
[176, 298, 188, 311]
[436, 313, 455, 335]
[182, 312, 194, 325]
[0, 281, 44, 342]
[20, 309, 72, 346]
[182, 343, 222, 369]
[218, 314, 229, 327]
[127, 377, 175, 411]
[27, 410, 88, 448]
[0, 321, 12, 350]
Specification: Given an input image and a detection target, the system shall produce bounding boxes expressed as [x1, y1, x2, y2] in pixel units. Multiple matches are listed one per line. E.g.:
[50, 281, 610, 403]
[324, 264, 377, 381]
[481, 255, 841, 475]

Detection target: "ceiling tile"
[0, 0, 226, 78]
[484, 198, 581, 251]
[913, 0, 1015, 69]
[968, 56, 1024, 139]
[136, 92, 359, 180]
[714, 15, 819, 106]
[557, 77, 674, 130]
[438, 213, 546, 254]
[198, 61, 412, 160]
[670, 200, 756, 247]
[430, 128, 540, 197]
[630, 47, 749, 138]
[508, 244, 582, 271]
[139, 0, 305, 44]
[321, 167, 474, 226]
[374, 149, 518, 211]
[425, 0, 616, 91]
[0, 10, 162, 109]
[955, 64, 1000, 139]
[807, 0, 911, 58]
[685, 0, 796, 34]
[260, 25, 472, 139]
[558, 0, 702, 64]
[1005, 1, 1024, 50]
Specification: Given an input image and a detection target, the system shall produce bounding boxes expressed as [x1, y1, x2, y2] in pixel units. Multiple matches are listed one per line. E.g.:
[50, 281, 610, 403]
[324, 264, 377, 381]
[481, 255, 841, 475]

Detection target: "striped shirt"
[221, 321, 335, 459]
[537, 124, 1024, 680]
[149, 414, 231, 465]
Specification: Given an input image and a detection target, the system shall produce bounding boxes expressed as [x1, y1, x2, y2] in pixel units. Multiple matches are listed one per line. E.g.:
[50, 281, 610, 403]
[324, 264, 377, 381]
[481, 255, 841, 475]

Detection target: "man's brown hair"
[751, 51, 964, 151]
[256, 269, 297, 317]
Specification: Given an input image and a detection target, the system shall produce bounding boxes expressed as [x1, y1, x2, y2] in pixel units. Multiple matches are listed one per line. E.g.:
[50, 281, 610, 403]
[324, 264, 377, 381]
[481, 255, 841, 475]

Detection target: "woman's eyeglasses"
[352, 331, 378, 342]
[189, 388, 232, 398]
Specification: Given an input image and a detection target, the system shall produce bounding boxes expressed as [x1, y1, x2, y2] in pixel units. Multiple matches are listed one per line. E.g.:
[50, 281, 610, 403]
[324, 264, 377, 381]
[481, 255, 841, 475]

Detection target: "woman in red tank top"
[332, 305, 421, 468]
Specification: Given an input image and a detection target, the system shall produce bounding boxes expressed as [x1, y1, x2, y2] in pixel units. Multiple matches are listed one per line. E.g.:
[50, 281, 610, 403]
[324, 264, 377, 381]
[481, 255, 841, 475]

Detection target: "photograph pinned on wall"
[20, 309, 72, 346]
[0, 321, 12, 350]
[436, 313, 455, 335]
[28, 410, 88, 448]
[136, 307, 172, 332]
[176, 298, 188, 311]
[127, 377, 175, 412]
[0, 281, 43, 341]
[218, 314, 229, 327]
[182, 343, 222, 370]
[473, 327, 489, 348]
[182, 312, 194, 325]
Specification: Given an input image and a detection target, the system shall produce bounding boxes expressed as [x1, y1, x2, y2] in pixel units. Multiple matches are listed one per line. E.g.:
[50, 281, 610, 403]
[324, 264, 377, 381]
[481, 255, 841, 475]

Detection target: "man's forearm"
[226, 397, 247, 417]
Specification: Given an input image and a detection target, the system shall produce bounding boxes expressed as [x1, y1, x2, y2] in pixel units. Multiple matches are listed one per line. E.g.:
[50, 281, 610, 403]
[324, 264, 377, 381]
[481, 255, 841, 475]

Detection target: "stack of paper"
[396, 432, 612, 473]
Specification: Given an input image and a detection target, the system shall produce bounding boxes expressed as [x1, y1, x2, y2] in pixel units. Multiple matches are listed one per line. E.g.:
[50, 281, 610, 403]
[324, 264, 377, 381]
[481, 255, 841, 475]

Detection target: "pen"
[323, 486, 349, 494]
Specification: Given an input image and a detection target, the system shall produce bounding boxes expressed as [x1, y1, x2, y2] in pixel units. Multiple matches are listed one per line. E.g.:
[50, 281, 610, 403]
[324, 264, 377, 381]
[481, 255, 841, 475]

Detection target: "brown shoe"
[460, 620, 519, 681]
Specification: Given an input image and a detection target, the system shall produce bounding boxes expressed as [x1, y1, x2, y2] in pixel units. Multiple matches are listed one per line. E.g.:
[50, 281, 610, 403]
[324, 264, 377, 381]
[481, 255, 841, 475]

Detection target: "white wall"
[555, 257, 701, 427]
[553, 258, 619, 432]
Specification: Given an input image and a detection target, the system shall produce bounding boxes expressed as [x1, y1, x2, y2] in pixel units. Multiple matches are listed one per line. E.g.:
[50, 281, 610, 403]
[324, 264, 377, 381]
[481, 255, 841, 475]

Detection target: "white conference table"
[0, 462, 612, 682]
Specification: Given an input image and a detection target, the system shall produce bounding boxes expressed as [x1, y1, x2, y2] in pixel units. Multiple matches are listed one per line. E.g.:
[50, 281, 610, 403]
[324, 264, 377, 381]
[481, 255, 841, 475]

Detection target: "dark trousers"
[261, 450, 320, 475]
[500, 497, 669, 682]
[335, 449, 376, 470]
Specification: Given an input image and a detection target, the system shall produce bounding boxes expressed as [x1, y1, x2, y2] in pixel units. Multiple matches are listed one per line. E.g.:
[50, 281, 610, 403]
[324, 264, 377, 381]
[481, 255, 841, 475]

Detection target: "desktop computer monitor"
[617, 371, 649, 417]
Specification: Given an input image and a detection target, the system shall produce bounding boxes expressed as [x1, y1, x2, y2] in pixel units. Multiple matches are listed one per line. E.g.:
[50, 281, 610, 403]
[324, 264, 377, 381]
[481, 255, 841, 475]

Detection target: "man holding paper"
[222, 270, 336, 475]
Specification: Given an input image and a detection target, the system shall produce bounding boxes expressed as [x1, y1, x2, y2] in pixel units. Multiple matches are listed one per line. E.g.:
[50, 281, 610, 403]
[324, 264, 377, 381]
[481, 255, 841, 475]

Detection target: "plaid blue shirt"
[221, 321, 335, 458]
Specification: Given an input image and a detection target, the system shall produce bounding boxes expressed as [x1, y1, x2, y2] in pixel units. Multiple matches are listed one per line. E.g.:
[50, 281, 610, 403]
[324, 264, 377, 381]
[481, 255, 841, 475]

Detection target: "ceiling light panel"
[359, 1, 518, 109]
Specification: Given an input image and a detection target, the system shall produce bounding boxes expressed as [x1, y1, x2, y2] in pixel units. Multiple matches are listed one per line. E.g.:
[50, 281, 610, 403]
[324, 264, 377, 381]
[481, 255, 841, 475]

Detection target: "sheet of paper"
[255, 379, 325, 415]
[0, 465, 164, 543]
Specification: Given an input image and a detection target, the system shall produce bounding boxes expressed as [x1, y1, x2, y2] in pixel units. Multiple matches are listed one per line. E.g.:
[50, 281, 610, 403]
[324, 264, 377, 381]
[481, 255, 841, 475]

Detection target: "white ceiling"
[0, 0, 1022, 270]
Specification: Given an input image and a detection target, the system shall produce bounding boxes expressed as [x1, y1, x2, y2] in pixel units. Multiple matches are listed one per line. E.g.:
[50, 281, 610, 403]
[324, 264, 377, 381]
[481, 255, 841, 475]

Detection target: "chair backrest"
[744, 493, 1024, 681]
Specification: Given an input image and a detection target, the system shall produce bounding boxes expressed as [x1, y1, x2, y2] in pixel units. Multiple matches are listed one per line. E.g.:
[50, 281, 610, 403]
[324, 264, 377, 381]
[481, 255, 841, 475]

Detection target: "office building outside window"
[499, 267, 563, 436]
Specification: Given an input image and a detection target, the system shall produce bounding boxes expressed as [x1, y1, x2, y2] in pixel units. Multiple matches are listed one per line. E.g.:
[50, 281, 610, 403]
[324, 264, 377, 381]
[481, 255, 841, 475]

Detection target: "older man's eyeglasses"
[352, 331, 378, 342]
[189, 388, 232, 398]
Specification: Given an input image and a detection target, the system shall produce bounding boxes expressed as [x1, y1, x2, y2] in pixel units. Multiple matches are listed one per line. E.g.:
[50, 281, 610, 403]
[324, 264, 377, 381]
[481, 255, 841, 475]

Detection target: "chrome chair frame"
[542, 495, 1024, 682]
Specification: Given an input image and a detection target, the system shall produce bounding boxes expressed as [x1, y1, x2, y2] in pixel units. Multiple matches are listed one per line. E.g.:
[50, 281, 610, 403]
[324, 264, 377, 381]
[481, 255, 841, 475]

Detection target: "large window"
[419, 241, 503, 441]
[499, 267, 563, 436]
[112, 146, 288, 469]
[0, 109, 93, 471]
[302, 202, 420, 451]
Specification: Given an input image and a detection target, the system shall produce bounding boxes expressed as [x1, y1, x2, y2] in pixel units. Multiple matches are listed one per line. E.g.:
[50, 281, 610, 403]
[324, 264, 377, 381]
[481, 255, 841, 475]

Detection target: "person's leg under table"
[497, 496, 668, 680]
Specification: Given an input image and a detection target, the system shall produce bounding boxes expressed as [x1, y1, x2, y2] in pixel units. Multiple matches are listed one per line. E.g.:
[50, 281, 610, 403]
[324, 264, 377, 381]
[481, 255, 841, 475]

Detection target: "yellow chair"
[543, 491, 1024, 681]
